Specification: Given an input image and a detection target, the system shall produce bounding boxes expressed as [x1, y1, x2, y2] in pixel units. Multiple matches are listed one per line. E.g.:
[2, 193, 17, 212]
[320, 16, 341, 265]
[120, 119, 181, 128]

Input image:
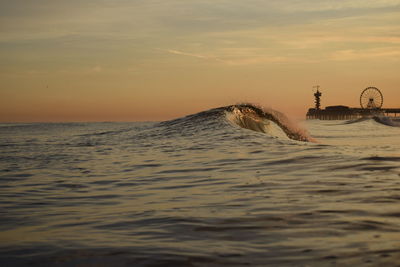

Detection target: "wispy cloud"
[279, 0, 400, 12]
[163, 48, 310, 66]
[331, 47, 400, 61]
[163, 49, 229, 63]
[166, 49, 213, 60]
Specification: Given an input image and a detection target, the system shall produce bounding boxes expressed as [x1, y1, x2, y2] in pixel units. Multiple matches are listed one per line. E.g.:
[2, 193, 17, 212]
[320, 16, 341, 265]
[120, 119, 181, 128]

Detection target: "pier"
[306, 107, 400, 120]
[306, 86, 400, 120]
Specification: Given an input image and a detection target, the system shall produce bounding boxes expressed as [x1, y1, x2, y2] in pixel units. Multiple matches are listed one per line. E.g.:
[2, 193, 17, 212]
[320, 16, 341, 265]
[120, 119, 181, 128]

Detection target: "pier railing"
[306, 108, 400, 120]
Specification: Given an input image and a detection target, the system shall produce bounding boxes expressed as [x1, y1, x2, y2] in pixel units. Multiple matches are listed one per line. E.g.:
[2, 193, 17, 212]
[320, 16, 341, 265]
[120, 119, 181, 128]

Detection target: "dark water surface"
[1, 105, 400, 266]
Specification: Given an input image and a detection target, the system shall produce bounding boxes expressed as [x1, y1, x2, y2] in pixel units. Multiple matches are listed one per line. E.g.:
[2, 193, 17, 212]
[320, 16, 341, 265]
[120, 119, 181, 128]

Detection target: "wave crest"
[345, 116, 400, 127]
[226, 104, 315, 142]
[160, 104, 315, 142]
[372, 116, 400, 127]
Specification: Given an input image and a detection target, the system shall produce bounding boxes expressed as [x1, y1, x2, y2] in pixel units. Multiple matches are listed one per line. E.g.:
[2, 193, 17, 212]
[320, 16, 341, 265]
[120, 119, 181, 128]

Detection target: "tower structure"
[313, 85, 321, 110]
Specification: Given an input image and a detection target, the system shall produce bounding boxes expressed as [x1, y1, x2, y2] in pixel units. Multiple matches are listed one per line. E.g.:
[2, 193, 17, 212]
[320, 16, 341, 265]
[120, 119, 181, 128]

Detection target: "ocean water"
[1, 104, 400, 266]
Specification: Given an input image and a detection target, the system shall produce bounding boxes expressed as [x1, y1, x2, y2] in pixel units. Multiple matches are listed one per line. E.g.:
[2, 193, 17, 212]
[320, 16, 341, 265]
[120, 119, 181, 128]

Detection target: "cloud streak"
[331, 47, 400, 61]
[163, 48, 310, 66]
[164, 49, 230, 64]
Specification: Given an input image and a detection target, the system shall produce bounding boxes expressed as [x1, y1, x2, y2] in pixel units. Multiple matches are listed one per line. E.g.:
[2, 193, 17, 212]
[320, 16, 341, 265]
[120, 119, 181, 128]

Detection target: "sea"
[1, 104, 400, 266]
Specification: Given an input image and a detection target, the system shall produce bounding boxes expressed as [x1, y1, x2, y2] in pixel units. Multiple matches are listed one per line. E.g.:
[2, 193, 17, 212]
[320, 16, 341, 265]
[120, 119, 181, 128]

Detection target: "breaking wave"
[345, 116, 400, 127]
[372, 116, 400, 127]
[160, 104, 314, 142]
[226, 104, 314, 142]
[344, 117, 371, 124]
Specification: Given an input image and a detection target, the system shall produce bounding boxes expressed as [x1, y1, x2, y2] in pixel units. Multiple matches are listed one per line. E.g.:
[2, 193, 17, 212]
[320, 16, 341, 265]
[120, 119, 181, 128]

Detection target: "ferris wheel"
[360, 87, 383, 109]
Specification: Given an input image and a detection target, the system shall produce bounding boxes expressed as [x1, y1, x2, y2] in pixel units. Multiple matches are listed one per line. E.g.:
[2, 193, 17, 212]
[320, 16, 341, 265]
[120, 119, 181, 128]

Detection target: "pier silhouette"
[306, 86, 400, 120]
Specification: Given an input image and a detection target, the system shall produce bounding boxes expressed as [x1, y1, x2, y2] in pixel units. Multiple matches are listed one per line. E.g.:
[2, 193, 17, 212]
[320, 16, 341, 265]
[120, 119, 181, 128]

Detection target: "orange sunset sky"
[1, 0, 399, 122]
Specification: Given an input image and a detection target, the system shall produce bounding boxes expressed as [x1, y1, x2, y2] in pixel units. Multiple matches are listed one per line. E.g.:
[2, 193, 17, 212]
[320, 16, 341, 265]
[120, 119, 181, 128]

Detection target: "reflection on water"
[1, 106, 400, 266]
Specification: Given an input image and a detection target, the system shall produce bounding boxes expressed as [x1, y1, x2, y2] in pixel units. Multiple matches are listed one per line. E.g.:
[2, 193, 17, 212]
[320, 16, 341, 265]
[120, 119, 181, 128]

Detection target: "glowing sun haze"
[1, 0, 399, 122]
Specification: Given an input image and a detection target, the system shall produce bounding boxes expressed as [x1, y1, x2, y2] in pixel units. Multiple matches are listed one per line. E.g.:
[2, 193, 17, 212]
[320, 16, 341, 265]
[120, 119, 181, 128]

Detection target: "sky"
[0, 0, 399, 122]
